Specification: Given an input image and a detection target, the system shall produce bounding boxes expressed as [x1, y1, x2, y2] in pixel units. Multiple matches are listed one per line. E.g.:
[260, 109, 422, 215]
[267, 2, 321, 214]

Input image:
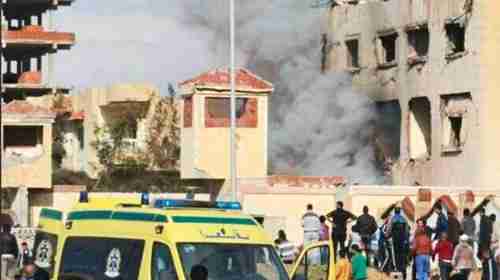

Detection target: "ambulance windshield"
[178, 243, 289, 280]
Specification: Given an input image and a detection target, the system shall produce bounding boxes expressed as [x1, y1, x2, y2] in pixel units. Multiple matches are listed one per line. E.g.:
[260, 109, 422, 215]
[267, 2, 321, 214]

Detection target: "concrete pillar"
[416, 188, 432, 220]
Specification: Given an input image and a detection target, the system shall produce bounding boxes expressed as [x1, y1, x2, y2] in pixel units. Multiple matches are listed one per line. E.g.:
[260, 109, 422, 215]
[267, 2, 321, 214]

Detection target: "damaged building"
[1, 0, 76, 227]
[323, 0, 500, 187]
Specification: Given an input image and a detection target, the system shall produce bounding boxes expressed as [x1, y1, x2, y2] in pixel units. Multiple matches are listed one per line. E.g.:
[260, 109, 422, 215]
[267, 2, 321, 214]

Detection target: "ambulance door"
[150, 241, 180, 280]
[33, 208, 63, 279]
[289, 241, 335, 280]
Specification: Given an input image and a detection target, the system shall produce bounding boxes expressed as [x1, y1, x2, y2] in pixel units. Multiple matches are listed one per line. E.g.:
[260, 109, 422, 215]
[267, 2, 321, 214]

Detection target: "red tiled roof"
[179, 68, 273, 92]
[2, 100, 55, 118]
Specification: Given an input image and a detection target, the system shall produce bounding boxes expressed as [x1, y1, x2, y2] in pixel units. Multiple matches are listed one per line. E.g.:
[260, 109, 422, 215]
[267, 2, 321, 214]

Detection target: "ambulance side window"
[152, 242, 178, 280]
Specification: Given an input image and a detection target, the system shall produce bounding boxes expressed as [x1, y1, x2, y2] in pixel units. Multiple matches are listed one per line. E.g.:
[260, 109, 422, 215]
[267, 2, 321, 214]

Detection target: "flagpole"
[229, 0, 237, 201]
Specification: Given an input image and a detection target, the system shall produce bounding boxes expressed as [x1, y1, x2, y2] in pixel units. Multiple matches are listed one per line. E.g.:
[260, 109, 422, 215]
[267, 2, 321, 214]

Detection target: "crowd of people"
[275, 200, 500, 280]
[0, 224, 49, 280]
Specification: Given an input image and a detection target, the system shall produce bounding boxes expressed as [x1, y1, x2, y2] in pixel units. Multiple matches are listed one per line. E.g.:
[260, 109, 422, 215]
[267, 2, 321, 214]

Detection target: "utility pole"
[229, 0, 237, 201]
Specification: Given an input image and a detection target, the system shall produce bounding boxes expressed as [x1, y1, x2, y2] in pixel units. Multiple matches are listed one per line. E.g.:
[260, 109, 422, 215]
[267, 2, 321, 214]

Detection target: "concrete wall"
[478, 0, 500, 189]
[1, 123, 53, 189]
[326, 0, 495, 187]
[181, 91, 268, 185]
[238, 178, 500, 247]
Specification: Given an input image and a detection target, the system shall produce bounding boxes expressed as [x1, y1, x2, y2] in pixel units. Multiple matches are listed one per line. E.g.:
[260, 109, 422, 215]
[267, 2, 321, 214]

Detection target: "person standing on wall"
[327, 201, 357, 259]
[356, 206, 378, 266]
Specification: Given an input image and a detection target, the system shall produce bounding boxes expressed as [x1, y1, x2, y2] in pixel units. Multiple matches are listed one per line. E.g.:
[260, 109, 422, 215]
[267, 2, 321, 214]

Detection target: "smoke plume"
[55, 0, 381, 183]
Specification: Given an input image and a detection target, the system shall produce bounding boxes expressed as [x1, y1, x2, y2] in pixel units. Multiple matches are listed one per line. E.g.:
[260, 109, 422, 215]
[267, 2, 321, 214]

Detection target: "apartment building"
[323, 0, 500, 188]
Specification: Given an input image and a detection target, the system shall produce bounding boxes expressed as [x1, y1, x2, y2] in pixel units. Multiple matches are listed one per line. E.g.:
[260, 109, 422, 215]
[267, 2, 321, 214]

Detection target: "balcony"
[2, 26, 75, 49]
[1, 71, 70, 95]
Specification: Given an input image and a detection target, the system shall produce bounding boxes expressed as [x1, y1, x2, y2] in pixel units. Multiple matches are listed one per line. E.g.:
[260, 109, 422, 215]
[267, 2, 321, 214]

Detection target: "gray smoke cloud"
[54, 0, 381, 183]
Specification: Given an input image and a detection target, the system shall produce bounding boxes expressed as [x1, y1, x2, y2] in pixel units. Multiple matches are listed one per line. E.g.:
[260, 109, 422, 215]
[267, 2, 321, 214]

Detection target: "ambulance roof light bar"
[154, 199, 242, 210]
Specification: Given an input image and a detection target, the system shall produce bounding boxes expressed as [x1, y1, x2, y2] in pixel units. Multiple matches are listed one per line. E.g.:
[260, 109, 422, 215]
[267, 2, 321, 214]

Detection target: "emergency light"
[154, 199, 242, 210]
[79, 191, 89, 203]
[141, 192, 150, 205]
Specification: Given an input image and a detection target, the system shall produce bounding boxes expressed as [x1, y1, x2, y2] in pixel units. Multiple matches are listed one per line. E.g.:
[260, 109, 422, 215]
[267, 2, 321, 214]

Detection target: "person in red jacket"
[434, 232, 455, 280]
[413, 226, 433, 280]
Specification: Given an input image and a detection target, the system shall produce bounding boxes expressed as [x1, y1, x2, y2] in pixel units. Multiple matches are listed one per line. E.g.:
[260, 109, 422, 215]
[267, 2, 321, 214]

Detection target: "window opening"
[151, 242, 178, 280]
[346, 39, 360, 68]
[445, 23, 465, 56]
[407, 26, 429, 63]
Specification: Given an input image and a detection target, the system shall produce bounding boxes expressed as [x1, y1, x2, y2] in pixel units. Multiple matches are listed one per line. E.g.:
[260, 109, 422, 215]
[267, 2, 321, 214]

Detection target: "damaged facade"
[69, 84, 177, 178]
[1, 0, 76, 227]
[324, 0, 500, 187]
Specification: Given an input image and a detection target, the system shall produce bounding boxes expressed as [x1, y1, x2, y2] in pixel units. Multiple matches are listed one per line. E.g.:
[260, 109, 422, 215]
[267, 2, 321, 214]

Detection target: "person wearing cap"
[452, 234, 477, 280]
[351, 244, 367, 280]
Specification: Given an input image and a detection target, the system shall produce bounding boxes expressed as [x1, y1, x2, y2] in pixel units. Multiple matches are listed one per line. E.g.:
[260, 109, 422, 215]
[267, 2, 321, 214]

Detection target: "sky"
[53, 0, 219, 94]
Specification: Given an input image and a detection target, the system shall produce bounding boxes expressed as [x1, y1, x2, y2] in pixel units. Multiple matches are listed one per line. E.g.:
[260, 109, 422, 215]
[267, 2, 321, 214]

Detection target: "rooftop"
[2, 26, 75, 48]
[179, 68, 273, 93]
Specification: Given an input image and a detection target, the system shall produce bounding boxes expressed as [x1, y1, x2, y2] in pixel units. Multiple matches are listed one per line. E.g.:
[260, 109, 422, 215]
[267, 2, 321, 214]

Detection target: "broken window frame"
[375, 30, 399, 69]
[345, 36, 361, 72]
[444, 18, 467, 60]
[205, 97, 258, 128]
[405, 23, 429, 66]
[408, 97, 432, 159]
[440, 93, 472, 153]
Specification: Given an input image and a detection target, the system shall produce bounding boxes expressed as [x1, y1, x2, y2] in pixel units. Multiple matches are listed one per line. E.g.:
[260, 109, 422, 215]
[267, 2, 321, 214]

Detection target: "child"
[336, 249, 352, 280]
[352, 244, 367, 280]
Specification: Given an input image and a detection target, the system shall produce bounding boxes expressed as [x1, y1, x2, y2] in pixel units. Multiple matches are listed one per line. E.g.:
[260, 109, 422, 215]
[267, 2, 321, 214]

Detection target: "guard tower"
[178, 68, 273, 192]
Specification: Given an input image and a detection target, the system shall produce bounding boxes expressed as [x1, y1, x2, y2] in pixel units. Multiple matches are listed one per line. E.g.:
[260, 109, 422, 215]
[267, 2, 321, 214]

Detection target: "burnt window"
[346, 39, 360, 68]
[407, 26, 429, 60]
[183, 97, 193, 128]
[376, 32, 398, 66]
[445, 23, 465, 56]
[3, 126, 43, 147]
[441, 93, 472, 153]
[206, 98, 248, 119]
[205, 97, 258, 128]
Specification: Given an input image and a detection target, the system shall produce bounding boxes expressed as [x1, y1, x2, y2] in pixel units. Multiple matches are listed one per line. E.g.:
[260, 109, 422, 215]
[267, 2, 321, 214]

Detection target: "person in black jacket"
[326, 201, 357, 259]
[448, 211, 462, 247]
[479, 208, 493, 259]
[0, 224, 19, 258]
[357, 206, 378, 266]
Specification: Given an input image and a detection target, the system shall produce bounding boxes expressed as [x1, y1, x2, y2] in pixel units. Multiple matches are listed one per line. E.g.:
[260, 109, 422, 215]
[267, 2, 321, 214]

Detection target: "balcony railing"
[2, 26, 75, 46]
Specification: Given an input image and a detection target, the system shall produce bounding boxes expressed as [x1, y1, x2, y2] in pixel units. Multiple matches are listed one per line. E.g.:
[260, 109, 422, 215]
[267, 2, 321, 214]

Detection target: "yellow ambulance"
[33, 193, 334, 280]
